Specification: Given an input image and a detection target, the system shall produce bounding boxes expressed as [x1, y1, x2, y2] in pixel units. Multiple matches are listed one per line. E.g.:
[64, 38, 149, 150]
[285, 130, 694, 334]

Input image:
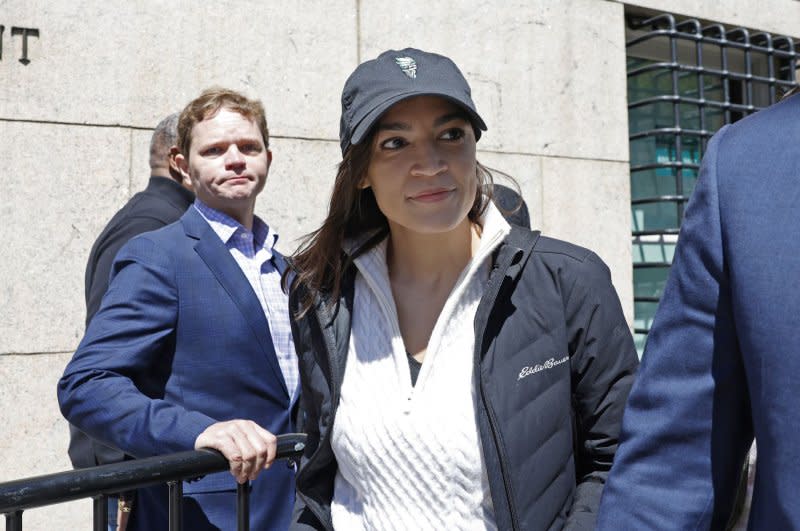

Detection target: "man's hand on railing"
[194, 420, 278, 484]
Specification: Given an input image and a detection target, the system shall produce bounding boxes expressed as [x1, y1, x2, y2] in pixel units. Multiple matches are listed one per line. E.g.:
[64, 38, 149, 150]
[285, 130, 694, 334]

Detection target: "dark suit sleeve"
[596, 126, 752, 530]
[86, 216, 175, 324]
[60, 235, 218, 458]
[561, 252, 639, 531]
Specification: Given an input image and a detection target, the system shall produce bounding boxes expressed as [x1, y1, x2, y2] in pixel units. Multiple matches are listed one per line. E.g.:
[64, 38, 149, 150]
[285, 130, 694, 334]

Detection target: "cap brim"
[349, 90, 487, 147]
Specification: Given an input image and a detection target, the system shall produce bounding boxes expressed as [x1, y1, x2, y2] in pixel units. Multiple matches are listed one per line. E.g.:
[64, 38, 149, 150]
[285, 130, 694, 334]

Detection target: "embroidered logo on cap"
[395, 57, 417, 79]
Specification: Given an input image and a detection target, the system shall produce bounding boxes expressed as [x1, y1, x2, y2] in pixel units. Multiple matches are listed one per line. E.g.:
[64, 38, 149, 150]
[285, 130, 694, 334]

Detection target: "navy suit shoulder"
[598, 94, 800, 530]
[720, 90, 800, 143]
[715, 93, 800, 176]
[713, 94, 800, 213]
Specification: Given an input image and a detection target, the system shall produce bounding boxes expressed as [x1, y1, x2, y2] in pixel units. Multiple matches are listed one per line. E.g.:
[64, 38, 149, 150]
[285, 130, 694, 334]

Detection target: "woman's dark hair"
[287, 126, 500, 316]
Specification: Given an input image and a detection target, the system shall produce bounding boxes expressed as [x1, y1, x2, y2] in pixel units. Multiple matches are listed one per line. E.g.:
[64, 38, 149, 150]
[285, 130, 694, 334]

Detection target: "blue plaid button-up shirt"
[193, 200, 298, 400]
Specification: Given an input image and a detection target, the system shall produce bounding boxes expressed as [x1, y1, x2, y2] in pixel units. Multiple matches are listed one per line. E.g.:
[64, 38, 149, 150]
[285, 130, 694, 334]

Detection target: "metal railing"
[0, 433, 306, 531]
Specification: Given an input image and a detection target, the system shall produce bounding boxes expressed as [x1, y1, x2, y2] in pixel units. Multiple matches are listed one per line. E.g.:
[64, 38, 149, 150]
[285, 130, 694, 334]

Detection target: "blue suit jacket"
[59, 207, 296, 531]
[597, 93, 800, 529]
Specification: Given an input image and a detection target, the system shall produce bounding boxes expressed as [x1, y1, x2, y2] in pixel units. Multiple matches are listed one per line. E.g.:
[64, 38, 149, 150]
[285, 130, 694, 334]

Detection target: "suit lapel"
[182, 208, 290, 399]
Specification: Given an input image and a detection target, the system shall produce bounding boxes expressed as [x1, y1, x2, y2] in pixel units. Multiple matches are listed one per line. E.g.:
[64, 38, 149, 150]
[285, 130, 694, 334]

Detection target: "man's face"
[177, 108, 271, 220]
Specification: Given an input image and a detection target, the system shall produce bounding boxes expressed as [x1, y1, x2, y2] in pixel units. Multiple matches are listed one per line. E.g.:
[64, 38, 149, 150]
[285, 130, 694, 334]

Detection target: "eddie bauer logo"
[518, 356, 569, 380]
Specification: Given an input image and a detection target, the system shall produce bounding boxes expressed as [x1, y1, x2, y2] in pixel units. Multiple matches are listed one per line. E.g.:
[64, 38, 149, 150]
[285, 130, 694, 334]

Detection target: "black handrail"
[0, 433, 306, 530]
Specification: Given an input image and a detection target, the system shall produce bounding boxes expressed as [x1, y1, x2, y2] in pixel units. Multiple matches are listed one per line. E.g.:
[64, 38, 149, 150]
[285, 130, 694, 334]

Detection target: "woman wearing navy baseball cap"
[287, 48, 638, 531]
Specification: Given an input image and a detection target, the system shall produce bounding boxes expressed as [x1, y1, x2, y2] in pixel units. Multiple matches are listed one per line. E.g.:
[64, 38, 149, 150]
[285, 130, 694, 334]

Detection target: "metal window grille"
[626, 12, 799, 353]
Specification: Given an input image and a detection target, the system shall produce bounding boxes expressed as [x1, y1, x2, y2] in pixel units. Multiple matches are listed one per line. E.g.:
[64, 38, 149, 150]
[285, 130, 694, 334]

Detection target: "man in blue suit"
[597, 91, 800, 529]
[59, 88, 298, 530]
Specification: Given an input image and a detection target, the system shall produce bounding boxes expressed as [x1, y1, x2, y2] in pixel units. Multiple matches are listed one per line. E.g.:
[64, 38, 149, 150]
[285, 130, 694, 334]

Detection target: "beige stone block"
[0, 122, 134, 354]
[477, 150, 543, 230]
[254, 137, 342, 254]
[540, 156, 633, 324]
[358, 0, 629, 161]
[0, 352, 91, 529]
[0, 0, 357, 140]
[617, 0, 800, 38]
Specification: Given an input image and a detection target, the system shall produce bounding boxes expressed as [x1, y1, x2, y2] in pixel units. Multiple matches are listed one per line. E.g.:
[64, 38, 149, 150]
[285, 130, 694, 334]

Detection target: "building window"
[626, 12, 799, 353]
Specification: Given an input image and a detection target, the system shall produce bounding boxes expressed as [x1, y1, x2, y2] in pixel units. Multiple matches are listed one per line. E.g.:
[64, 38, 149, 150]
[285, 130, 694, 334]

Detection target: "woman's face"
[362, 95, 478, 236]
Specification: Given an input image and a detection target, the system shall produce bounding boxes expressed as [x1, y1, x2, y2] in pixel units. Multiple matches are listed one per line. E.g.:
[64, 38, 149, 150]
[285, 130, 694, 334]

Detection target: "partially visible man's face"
[177, 107, 271, 220]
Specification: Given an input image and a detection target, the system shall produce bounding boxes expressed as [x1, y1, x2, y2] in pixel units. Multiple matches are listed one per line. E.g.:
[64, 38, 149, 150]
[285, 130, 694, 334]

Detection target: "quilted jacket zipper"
[473, 242, 527, 531]
[479, 379, 520, 530]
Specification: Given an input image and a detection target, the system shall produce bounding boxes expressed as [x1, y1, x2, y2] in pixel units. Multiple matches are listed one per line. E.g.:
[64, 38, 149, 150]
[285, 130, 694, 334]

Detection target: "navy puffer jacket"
[289, 227, 639, 531]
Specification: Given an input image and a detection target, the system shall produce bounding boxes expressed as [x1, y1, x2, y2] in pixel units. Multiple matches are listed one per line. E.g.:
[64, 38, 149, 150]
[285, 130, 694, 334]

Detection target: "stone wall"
[0, 0, 794, 528]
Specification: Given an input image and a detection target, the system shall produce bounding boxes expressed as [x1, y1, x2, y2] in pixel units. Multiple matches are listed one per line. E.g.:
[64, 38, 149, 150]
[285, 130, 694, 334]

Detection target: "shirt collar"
[193, 199, 279, 256]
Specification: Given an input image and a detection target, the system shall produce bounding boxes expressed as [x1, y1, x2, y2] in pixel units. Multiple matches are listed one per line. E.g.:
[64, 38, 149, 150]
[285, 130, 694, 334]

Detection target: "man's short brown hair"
[177, 87, 269, 158]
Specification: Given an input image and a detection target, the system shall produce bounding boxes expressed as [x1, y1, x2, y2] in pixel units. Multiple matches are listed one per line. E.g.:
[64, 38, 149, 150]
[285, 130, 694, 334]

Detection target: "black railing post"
[5, 511, 22, 531]
[92, 495, 107, 531]
[237, 482, 250, 531]
[168, 480, 183, 531]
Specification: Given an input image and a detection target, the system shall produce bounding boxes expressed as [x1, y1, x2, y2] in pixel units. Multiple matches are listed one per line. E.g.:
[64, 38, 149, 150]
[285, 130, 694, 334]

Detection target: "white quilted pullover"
[330, 203, 511, 531]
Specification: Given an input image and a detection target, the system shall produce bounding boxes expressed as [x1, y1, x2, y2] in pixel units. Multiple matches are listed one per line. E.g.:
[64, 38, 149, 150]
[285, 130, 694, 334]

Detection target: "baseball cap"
[339, 47, 487, 154]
